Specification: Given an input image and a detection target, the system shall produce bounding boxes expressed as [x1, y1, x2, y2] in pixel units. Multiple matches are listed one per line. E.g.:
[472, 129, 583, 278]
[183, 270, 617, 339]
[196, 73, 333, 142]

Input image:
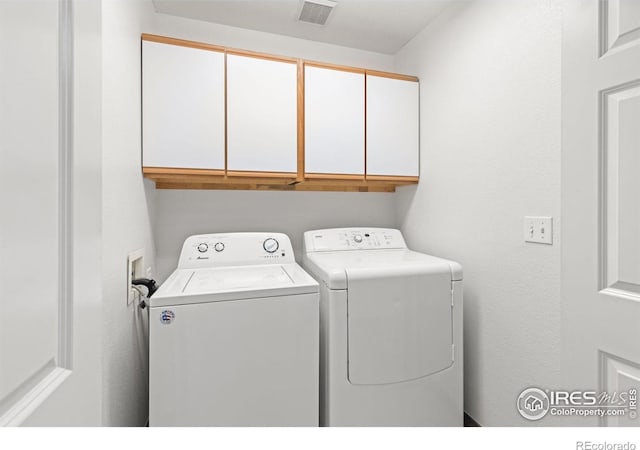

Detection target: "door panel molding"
[600, 0, 640, 57]
[598, 79, 640, 301]
[0, 362, 71, 426]
[599, 351, 640, 426]
[57, 0, 73, 370]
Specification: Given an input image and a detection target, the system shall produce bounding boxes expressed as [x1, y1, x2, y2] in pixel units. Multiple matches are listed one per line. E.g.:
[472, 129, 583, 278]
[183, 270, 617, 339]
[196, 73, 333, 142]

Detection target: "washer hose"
[131, 278, 158, 301]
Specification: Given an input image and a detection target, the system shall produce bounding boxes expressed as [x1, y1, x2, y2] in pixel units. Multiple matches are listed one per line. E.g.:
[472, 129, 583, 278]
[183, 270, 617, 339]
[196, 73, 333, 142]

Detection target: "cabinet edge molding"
[142, 33, 225, 53]
[365, 70, 419, 82]
[365, 175, 420, 184]
[304, 60, 365, 75]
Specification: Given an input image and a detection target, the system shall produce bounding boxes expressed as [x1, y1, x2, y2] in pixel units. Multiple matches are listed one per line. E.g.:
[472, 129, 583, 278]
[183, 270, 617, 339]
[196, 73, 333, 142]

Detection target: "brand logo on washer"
[160, 310, 175, 325]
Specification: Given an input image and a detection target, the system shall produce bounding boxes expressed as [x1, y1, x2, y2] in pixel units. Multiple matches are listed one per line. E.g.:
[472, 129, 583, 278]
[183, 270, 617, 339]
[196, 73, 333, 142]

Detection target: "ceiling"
[152, 0, 461, 54]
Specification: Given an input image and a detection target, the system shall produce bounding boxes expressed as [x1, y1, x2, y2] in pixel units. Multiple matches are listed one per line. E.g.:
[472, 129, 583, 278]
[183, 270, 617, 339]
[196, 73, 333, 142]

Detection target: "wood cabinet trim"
[142, 33, 226, 53]
[225, 48, 298, 64]
[143, 167, 226, 176]
[142, 35, 416, 78]
[365, 70, 419, 82]
[225, 170, 297, 178]
[304, 61, 365, 75]
[305, 173, 365, 181]
[365, 175, 420, 183]
[143, 168, 415, 192]
[364, 73, 368, 179]
[154, 181, 396, 192]
[142, 34, 299, 64]
[297, 60, 305, 181]
[224, 51, 228, 174]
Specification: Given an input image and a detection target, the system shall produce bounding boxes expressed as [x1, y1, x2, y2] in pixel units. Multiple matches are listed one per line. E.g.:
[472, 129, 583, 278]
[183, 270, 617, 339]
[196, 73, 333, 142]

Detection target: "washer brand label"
[160, 310, 175, 325]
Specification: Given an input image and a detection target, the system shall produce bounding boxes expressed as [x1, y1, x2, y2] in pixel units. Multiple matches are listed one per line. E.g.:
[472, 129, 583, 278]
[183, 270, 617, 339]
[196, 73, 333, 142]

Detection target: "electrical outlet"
[127, 249, 145, 305]
[524, 217, 553, 245]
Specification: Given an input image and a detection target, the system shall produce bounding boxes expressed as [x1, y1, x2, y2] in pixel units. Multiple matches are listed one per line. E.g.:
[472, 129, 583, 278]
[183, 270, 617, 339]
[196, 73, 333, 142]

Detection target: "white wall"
[394, 0, 562, 426]
[154, 190, 396, 281]
[103, 1, 563, 427]
[143, 11, 396, 71]
[142, 10, 399, 282]
[102, 0, 156, 426]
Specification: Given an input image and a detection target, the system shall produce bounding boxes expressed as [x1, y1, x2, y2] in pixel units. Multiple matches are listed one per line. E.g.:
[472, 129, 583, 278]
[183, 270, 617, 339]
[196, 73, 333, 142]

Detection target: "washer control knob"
[214, 242, 225, 252]
[197, 243, 209, 253]
[353, 235, 363, 243]
[263, 238, 279, 254]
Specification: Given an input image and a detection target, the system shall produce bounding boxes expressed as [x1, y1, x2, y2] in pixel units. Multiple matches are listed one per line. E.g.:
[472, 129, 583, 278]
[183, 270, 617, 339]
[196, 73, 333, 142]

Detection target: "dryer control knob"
[263, 238, 279, 254]
[197, 243, 209, 253]
[214, 242, 225, 252]
[353, 235, 363, 243]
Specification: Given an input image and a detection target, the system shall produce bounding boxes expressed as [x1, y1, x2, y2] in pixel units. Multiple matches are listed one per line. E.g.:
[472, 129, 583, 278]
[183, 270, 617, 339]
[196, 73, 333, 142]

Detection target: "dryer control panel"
[178, 232, 295, 269]
[303, 228, 407, 252]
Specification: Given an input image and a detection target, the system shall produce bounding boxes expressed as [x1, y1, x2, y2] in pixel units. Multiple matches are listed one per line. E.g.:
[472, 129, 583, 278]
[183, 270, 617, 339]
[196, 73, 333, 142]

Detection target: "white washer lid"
[183, 265, 292, 293]
[303, 249, 462, 290]
[150, 263, 319, 308]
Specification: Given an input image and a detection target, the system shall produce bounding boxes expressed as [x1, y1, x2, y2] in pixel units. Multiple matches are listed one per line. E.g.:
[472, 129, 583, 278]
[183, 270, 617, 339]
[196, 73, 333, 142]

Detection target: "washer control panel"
[304, 228, 407, 252]
[178, 233, 294, 269]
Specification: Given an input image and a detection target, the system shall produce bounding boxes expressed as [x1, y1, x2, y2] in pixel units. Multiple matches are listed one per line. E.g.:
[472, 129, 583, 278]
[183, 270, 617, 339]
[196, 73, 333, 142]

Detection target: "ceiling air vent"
[298, 0, 337, 26]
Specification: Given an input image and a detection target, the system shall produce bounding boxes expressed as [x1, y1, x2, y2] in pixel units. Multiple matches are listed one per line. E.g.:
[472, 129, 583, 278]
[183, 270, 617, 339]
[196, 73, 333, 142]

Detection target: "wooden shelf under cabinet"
[143, 168, 418, 193]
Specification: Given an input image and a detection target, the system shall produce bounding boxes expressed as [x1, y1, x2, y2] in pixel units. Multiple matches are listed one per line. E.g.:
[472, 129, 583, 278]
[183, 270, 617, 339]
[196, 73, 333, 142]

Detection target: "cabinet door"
[305, 66, 364, 176]
[142, 40, 225, 169]
[366, 75, 419, 177]
[227, 54, 298, 173]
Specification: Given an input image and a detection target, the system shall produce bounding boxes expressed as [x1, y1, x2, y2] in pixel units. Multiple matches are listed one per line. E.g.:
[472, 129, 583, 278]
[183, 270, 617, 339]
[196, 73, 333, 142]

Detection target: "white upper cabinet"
[305, 66, 365, 175]
[142, 40, 225, 169]
[140, 34, 420, 191]
[227, 54, 298, 173]
[366, 75, 419, 177]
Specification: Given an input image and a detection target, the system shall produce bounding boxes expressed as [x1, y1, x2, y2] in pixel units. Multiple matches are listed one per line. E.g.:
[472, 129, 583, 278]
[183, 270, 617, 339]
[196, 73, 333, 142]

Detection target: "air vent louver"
[298, 0, 337, 26]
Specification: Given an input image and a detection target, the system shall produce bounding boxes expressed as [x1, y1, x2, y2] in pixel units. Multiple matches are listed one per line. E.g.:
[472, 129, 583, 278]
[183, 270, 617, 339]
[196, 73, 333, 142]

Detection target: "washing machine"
[149, 232, 319, 426]
[302, 228, 463, 426]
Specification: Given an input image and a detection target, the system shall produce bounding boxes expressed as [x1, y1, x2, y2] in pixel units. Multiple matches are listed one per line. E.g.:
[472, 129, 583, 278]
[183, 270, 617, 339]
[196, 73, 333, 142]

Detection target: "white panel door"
[142, 40, 225, 169]
[562, 0, 640, 426]
[227, 54, 298, 173]
[305, 66, 364, 175]
[366, 75, 419, 177]
[0, 0, 101, 426]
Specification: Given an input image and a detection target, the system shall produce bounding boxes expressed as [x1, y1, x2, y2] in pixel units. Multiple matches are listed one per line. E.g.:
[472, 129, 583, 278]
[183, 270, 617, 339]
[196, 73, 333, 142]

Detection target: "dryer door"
[346, 265, 452, 385]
